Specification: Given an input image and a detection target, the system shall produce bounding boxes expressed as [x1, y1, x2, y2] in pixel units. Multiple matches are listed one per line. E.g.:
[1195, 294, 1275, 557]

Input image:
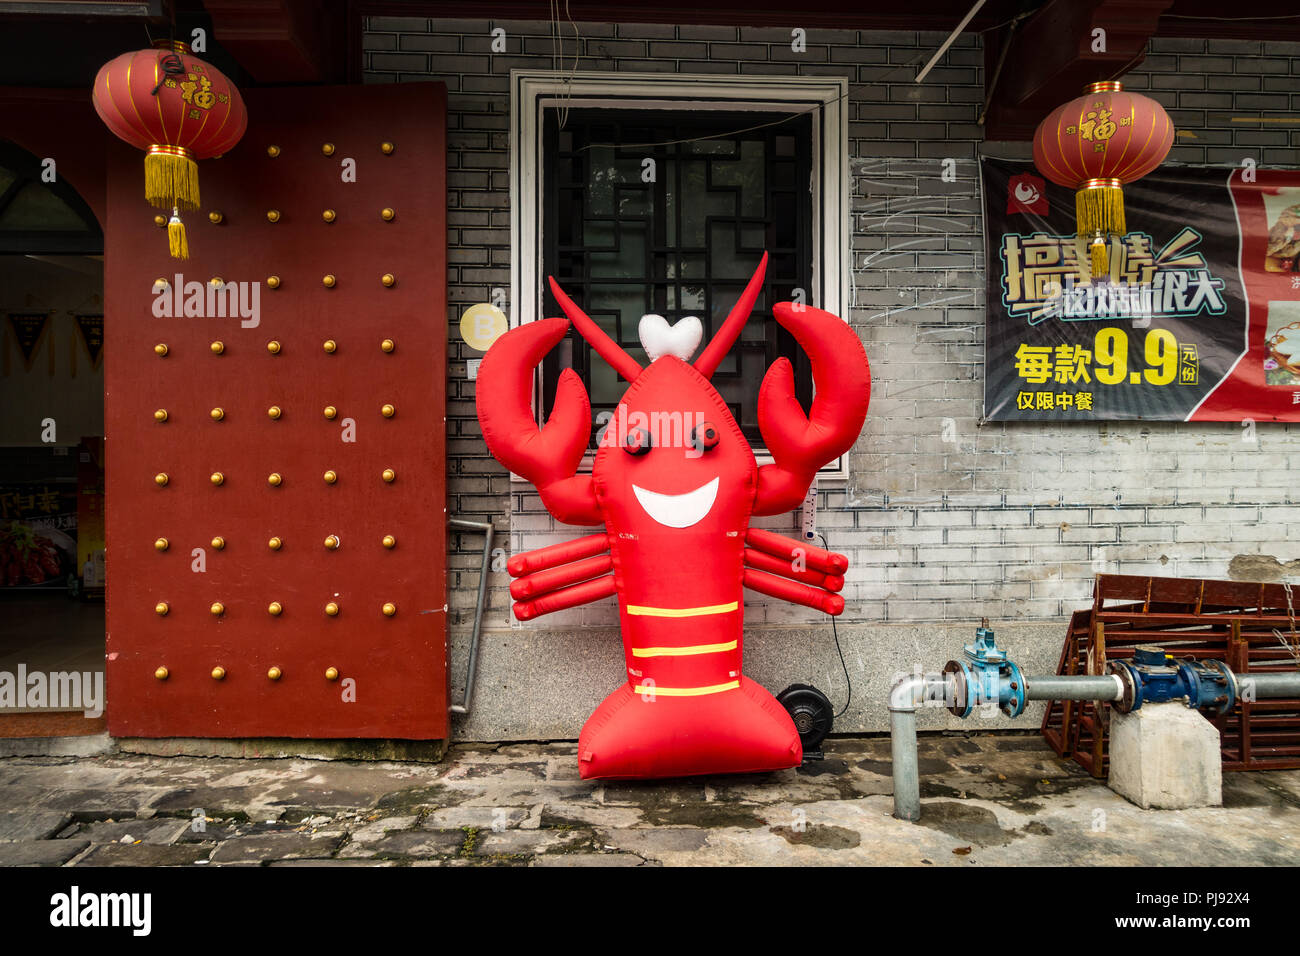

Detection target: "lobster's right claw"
[754, 303, 870, 516]
[475, 317, 600, 524]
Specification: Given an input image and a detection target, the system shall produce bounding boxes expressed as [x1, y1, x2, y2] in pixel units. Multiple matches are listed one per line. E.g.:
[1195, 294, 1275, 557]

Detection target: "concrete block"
[1109, 703, 1222, 810]
[0, 810, 74, 842]
[73, 843, 216, 867]
[0, 840, 91, 867]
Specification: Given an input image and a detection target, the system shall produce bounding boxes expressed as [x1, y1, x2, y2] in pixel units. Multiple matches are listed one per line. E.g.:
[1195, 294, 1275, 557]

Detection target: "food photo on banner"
[982, 157, 1300, 422]
[0, 481, 77, 590]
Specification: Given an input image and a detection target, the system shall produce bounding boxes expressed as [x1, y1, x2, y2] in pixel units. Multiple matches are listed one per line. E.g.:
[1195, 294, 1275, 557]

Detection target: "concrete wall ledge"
[0, 733, 113, 759]
[115, 737, 447, 762]
[450, 619, 1069, 741]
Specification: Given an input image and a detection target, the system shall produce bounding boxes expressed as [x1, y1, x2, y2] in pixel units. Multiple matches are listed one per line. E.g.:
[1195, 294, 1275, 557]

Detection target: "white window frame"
[509, 69, 851, 480]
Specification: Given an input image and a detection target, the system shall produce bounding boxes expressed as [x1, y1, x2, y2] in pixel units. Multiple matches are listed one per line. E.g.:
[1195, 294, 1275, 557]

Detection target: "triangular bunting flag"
[74, 313, 104, 369]
[7, 312, 50, 371]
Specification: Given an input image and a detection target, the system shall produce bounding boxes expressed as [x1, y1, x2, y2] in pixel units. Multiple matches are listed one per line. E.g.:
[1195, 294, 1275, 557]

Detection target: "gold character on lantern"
[180, 73, 215, 111]
[1078, 107, 1116, 145]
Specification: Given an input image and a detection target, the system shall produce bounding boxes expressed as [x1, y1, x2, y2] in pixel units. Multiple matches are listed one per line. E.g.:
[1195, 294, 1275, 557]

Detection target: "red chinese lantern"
[92, 40, 247, 258]
[1033, 80, 1174, 277]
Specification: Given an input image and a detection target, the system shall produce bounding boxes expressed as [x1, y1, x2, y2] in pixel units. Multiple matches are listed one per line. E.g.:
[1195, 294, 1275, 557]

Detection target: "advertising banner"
[982, 157, 1300, 421]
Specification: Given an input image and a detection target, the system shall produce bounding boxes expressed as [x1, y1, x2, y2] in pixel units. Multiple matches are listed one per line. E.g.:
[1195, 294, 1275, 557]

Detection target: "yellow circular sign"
[460, 303, 508, 352]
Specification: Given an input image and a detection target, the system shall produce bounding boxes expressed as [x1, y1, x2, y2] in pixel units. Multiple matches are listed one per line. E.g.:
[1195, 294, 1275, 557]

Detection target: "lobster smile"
[632, 477, 719, 529]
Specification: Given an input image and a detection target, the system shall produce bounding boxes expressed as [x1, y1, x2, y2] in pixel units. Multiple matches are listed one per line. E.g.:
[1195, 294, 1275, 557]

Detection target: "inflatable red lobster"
[476, 254, 870, 779]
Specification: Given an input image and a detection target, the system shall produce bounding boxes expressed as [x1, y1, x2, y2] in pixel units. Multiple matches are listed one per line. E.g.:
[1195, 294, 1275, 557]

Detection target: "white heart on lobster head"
[638, 313, 703, 363]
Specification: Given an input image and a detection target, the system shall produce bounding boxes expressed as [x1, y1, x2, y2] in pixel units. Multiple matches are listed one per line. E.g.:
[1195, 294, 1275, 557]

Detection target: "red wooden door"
[104, 83, 448, 739]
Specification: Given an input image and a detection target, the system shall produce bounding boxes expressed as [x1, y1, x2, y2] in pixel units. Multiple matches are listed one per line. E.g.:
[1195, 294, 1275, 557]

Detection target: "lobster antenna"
[547, 276, 644, 383]
[694, 252, 768, 379]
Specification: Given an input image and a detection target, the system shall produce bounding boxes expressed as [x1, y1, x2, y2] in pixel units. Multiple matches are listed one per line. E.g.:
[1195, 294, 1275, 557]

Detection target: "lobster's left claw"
[754, 303, 870, 515]
[476, 317, 600, 523]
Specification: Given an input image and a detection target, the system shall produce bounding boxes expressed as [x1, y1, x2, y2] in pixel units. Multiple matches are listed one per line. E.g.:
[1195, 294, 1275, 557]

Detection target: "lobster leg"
[511, 554, 614, 601]
[515, 575, 617, 621]
[743, 567, 844, 615]
[507, 533, 610, 577]
[745, 528, 848, 575]
[743, 548, 844, 592]
[507, 533, 616, 621]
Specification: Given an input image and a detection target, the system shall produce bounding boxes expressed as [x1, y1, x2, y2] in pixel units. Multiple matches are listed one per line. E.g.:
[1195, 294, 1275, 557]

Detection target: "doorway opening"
[0, 139, 106, 738]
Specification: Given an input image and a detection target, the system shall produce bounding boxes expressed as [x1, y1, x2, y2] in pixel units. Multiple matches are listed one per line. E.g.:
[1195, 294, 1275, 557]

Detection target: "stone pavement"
[0, 733, 1297, 866]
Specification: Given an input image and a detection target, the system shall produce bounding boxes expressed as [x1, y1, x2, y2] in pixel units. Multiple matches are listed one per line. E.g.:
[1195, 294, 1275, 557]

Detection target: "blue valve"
[1107, 645, 1237, 716]
[944, 623, 1027, 719]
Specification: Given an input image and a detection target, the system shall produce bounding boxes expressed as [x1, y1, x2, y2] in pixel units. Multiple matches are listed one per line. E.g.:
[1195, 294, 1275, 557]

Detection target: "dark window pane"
[541, 108, 813, 446]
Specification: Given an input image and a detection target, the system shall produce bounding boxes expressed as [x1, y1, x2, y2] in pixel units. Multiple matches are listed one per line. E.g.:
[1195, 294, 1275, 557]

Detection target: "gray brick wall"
[1124, 38, 1300, 165]
[363, 19, 1300, 641]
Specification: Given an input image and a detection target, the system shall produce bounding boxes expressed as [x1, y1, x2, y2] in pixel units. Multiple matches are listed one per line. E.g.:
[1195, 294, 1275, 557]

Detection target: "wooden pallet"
[1041, 574, 1300, 775]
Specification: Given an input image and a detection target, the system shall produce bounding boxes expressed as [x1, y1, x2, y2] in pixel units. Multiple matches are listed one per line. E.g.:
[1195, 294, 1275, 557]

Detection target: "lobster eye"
[623, 426, 652, 456]
[691, 421, 720, 453]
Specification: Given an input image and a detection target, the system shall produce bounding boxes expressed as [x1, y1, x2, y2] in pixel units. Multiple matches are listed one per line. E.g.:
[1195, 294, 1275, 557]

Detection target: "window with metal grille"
[540, 108, 814, 446]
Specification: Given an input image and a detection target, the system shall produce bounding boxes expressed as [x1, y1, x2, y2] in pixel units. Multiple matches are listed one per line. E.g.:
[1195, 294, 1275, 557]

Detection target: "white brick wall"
[363, 19, 1300, 636]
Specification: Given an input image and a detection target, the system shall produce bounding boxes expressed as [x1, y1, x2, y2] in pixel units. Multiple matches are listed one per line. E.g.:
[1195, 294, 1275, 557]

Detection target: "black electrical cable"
[150, 53, 186, 96]
[144, 21, 186, 97]
[815, 532, 853, 719]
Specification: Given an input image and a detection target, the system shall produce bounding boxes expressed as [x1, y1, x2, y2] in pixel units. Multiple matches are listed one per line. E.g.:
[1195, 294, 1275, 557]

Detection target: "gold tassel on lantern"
[167, 207, 189, 260]
[1089, 237, 1108, 277]
[145, 144, 200, 211]
[1076, 177, 1125, 277]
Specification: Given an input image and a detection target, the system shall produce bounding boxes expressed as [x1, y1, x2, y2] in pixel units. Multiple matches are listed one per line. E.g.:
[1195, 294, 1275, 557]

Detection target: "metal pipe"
[889, 648, 1300, 823]
[448, 518, 494, 717]
[1024, 674, 1124, 702]
[888, 671, 948, 712]
[890, 709, 921, 822]
[889, 670, 1120, 823]
[1238, 671, 1300, 699]
[914, 0, 986, 84]
[888, 671, 954, 822]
